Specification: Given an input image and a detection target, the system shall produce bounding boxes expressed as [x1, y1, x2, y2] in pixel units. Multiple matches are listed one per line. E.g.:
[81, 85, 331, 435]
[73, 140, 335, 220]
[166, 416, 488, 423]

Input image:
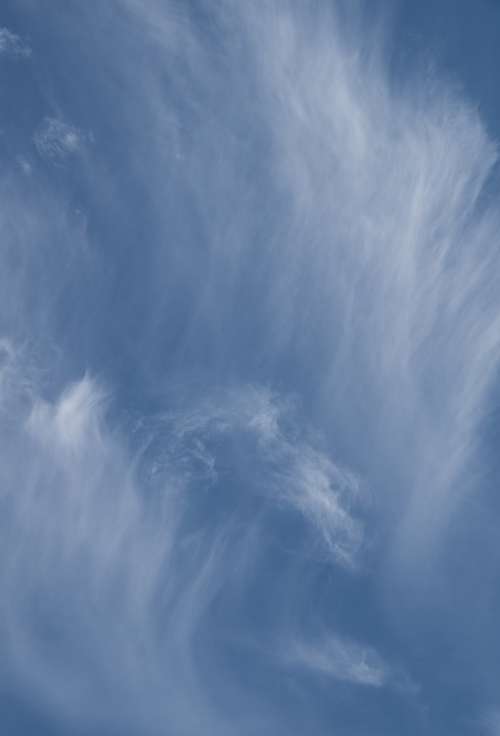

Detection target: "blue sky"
[1, 1, 500, 734]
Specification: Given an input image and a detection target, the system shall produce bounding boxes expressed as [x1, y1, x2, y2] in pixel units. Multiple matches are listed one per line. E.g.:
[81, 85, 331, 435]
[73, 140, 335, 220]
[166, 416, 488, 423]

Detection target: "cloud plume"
[0, 27, 31, 58]
[1, 0, 500, 733]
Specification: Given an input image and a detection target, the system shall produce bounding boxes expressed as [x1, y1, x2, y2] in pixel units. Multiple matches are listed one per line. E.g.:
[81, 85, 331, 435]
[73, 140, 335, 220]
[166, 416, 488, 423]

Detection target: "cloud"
[284, 628, 419, 698]
[288, 632, 389, 687]
[102, 0, 500, 571]
[158, 0, 500, 568]
[0, 27, 31, 58]
[476, 710, 500, 736]
[33, 117, 89, 162]
[0, 370, 219, 732]
[237, 2, 500, 552]
[0, 362, 366, 733]
[1, 0, 500, 732]
[16, 156, 32, 175]
[155, 385, 364, 566]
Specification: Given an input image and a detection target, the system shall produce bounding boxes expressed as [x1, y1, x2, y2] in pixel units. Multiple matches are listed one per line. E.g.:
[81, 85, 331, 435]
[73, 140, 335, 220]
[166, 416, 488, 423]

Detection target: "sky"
[1, 1, 500, 734]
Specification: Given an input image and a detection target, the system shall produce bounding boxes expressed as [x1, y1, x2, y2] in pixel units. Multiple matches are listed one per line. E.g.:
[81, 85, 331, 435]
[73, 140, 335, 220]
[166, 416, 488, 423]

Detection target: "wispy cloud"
[104, 0, 500, 568]
[33, 117, 89, 162]
[0, 27, 31, 58]
[1, 0, 500, 732]
[481, 711, 500, 736]
[0, 364, 365, 732]
[0, 370, 218, 731]
[156, 386, 364, 566]
[288, 632, 389, 687]
[284, 628, 419, 697]
[236, 2, 500, 562]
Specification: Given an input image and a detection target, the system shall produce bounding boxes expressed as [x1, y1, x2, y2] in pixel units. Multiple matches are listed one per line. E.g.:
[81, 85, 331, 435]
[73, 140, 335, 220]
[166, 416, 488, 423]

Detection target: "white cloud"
[0, 369, 220, 732]
[16, 156, 32, 175]
[0, 361, 365, 733]
[276, 445, 363, 566]
[0, 27, 31, 58]
[1, 0, 499, 729]
[157, 385, 364, 566]
[106, 0, 500, 571]
[213, 1, 500, 566]
[33, 117, 88, 161]
[288, 632, 389, 687]
[285, 629, 418, 696]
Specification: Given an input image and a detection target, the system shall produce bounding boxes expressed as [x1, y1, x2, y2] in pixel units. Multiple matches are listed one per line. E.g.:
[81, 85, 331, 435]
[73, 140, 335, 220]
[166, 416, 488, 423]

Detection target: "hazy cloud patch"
[33, 118, 90, 162]
[0, 27, 31, 58]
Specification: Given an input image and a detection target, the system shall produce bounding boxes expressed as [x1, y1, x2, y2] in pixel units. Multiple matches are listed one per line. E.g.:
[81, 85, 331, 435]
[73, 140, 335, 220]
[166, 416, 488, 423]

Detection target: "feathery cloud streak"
[1, 1, 500, 733]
